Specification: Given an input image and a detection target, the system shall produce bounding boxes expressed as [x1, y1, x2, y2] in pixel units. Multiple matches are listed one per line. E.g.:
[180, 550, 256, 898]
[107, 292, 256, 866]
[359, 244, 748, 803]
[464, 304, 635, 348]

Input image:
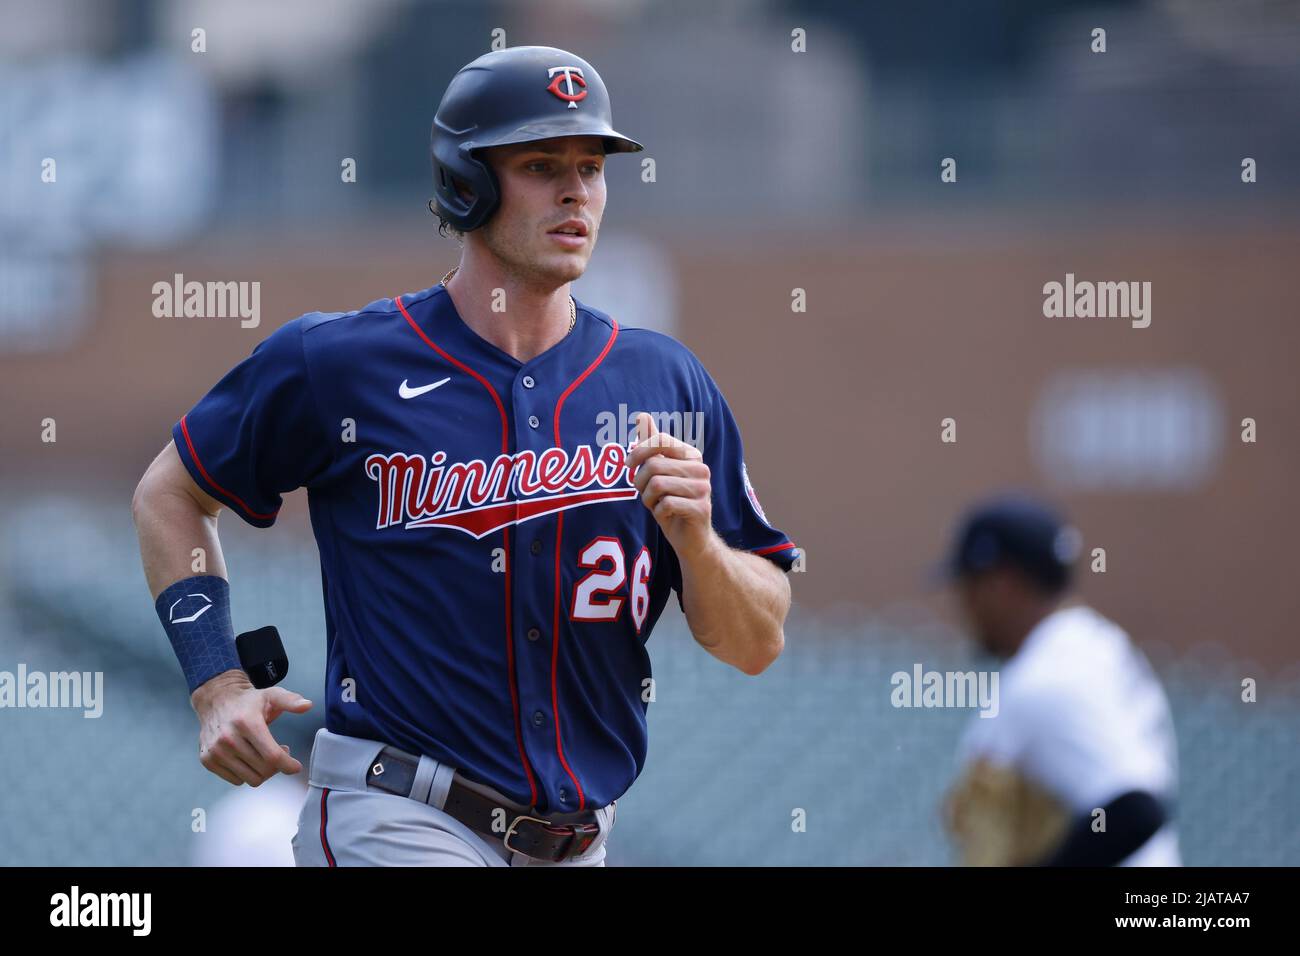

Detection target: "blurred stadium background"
[2, 0, 1298, 865]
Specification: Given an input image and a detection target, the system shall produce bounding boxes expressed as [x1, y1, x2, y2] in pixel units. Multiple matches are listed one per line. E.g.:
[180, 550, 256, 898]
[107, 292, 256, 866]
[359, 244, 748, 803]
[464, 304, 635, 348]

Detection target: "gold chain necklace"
[440, 267, 575, 335]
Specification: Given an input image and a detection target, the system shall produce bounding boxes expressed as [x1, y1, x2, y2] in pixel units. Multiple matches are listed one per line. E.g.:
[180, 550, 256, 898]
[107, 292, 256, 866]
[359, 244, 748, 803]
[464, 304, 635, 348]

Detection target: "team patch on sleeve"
[742, 461, 771, 525]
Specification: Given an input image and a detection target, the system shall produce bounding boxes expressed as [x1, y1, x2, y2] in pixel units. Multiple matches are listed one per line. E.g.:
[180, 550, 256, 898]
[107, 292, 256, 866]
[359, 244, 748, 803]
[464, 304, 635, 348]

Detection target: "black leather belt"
[365, 744, 602, 863]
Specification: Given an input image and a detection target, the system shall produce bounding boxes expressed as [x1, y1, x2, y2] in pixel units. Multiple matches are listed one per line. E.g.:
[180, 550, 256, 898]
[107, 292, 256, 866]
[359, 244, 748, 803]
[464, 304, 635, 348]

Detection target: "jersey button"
[528, 414, 540, 429]
[527, 627, 540, 642]
[530, 539, 542, 556]
[531, 710, 545, 727]
[522, 375, 535, 389]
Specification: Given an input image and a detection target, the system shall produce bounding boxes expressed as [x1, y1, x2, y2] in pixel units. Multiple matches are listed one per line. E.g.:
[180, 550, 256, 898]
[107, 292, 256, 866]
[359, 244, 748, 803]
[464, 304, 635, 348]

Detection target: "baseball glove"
[943, 758, 1072, 866]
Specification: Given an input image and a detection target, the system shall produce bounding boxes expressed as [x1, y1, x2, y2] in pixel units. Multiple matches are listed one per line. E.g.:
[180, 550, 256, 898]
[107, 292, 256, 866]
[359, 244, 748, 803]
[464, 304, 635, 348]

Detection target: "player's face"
[956, 572, 1008, 658]
[477, 135, 607, 286]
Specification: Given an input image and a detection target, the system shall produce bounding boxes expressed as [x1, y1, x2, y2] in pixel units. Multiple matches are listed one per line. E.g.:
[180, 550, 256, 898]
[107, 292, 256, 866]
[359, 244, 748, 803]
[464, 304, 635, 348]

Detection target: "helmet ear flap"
[430, 148, 500, 232]
[456, 150, 501, 232]
[433, 164, 471, 217]
[442, 168, 476, 202]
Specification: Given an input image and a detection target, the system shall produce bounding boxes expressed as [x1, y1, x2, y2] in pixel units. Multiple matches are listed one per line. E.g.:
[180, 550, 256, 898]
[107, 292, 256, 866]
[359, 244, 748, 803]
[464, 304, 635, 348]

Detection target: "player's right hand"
[190, 668, 314, 786]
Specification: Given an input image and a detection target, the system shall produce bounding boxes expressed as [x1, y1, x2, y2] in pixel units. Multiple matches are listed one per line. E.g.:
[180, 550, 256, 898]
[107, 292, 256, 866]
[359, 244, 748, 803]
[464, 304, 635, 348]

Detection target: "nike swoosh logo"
[399, 377, 451, 399]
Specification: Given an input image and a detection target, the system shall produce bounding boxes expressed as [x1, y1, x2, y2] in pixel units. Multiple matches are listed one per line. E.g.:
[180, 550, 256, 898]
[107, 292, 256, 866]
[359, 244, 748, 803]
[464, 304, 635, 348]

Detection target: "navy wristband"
[155, 575, 242, 693]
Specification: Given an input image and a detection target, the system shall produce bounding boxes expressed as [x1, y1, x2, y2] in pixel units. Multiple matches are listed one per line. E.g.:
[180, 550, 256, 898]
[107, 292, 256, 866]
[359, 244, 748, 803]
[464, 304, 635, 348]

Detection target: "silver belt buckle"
[502, 814, 553, 858]
[502, 814, 600, 862]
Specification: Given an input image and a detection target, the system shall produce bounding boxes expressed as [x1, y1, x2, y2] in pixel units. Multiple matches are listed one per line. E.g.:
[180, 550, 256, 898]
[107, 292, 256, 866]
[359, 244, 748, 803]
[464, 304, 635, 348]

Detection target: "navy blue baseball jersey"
[172, 283, 797, 812]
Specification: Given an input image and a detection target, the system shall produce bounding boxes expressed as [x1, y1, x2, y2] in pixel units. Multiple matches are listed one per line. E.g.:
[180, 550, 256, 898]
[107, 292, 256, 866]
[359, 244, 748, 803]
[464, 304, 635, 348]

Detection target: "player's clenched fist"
[626, 412, 715, 559]
[191, 669, 313, 786]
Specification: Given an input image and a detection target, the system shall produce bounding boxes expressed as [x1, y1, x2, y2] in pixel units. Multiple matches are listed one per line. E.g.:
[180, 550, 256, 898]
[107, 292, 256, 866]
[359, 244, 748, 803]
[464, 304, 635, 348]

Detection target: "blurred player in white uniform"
[936, 495, 1181, 867]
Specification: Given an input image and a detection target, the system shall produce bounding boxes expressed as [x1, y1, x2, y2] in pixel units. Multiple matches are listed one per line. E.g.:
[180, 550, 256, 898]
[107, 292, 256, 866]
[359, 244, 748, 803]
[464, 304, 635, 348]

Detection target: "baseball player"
[936, 495, 1181, 866]
[132, 46, 797, 867]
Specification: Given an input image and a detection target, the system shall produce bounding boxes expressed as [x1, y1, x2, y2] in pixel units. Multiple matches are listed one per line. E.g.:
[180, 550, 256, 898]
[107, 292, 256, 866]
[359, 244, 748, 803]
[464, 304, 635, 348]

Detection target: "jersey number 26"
[570, 536, 652, 633]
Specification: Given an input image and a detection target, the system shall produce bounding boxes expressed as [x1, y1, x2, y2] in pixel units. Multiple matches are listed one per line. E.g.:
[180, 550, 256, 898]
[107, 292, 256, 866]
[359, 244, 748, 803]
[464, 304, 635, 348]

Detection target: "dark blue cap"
[934, 493, 1082, 593]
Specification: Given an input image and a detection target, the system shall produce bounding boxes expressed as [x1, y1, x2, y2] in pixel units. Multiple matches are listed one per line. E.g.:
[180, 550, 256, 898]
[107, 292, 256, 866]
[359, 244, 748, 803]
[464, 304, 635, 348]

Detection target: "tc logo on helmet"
[547, 66, 587, 108]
